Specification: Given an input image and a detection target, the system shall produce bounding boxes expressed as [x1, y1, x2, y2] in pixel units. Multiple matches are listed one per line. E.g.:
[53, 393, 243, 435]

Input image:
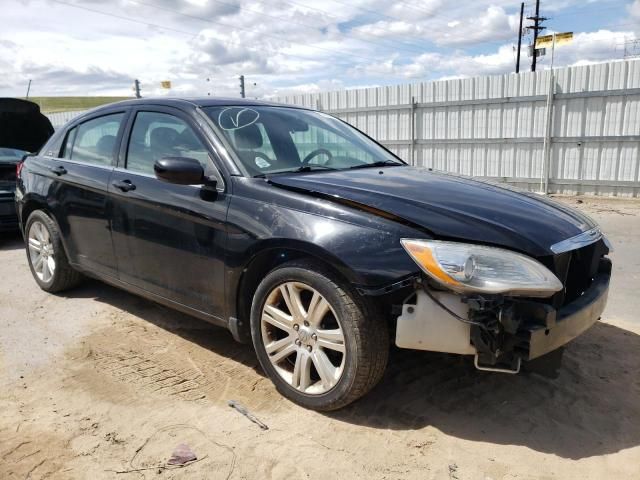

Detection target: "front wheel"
[250, 261, 388, 411]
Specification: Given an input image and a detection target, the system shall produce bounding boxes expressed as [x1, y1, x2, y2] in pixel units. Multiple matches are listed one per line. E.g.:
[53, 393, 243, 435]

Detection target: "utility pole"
[25, 79, 32, 99]
[516, 2, 524, 73]
[134, 79, 141, 98]
[239, 75, 245, 98]
[527, 0, 546, 72]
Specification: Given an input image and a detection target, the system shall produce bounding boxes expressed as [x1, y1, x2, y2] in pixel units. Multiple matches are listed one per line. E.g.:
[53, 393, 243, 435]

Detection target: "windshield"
[203, 106, 404, 176]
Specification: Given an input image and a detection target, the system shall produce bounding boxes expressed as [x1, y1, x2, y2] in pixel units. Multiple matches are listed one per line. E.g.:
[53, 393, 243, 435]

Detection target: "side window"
[127, 111, 211, 175]
[65, 113, 124, 166]
[41, 130, 65, 158]
[62, 127, 77, 159]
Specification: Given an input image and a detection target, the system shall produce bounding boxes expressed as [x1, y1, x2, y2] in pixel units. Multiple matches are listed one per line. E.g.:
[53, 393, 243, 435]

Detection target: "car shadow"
[61, 279, 639, 460]
[0, 231, 23, 250]
[330, 321, 640, 460]
[60, 278, 263, 374]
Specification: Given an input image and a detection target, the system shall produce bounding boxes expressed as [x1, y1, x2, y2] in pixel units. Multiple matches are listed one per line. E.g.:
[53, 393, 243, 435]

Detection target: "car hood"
[0, 98, 54, 153]
[268, 166, 596, 257]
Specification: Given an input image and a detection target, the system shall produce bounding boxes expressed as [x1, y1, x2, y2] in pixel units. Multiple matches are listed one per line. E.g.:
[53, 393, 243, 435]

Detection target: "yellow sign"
[160, 81, 172, 89]
[536, 32, 573, 48]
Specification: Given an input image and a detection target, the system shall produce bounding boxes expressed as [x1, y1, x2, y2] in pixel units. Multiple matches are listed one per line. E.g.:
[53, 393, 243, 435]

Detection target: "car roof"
[87, 97, 306, 114]
[68, 97, 311, 127]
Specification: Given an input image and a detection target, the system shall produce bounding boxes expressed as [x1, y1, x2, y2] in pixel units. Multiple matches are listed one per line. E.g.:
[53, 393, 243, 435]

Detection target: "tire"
[25, 210, 82, 293]
[250, 260, 389, 411]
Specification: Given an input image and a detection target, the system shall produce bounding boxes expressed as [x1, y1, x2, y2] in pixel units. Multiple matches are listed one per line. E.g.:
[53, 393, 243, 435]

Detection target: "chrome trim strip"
[550, 227, 603, 254]
[41, 156, 114, 171]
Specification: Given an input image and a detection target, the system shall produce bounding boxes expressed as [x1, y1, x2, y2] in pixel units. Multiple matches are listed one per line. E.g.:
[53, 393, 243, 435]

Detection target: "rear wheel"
[250, 261, 388, 411]
[25, 210, 82, 293]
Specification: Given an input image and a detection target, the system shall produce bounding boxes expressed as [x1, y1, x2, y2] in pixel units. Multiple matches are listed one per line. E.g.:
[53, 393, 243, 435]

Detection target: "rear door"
[37, 110, 129, 276]
[109, 106, 229, 318]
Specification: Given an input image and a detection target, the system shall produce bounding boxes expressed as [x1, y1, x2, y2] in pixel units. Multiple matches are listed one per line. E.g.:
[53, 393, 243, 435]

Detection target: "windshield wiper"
[348, 160, 402, 170]
[253, 164, 337, 178]
[283, 165, 338, 174]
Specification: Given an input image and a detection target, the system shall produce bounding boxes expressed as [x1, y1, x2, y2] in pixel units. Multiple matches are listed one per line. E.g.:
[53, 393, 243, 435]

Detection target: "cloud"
[349, 44, 517, 80]
[434, 6, 519, 46]
[26, 65, 134, 94]
[349, 29, 636, 81]
[0, 0, 635, 98]
[350, 5, 519, 47]
[629, 0, 640, 19]
[553, 29, 636, 66]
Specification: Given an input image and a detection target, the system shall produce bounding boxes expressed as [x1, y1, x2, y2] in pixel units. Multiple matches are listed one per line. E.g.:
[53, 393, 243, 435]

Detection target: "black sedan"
[16, 98, 611, 410]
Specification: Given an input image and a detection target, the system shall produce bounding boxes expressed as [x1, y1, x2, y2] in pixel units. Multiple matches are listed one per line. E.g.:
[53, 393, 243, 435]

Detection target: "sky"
[1, 0, 639, 99]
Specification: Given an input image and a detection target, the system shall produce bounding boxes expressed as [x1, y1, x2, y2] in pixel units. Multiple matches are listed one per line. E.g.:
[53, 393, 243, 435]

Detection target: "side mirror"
[154, 157, 208, 185]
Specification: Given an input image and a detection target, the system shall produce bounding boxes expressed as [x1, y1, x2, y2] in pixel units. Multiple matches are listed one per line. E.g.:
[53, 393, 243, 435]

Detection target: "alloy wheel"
[260, 281, 346, 395]
[28, 220, 56, 283]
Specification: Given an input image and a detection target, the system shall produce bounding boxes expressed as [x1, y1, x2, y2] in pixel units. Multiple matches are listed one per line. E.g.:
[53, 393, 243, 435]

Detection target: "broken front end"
[394, 230, 611, 375]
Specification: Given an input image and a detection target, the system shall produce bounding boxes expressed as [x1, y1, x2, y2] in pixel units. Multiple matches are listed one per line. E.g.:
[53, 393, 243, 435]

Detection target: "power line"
[547, 2, 622, 19]
[50, 0, 201, 38]
[275, 0, 435, 55]
[145, 0, 433, 57]
[48, 0, 367, 67]
[198, 0, 433, 56]
[47, 0, 530, 73]
[128, 0, 529, 65]
[126, 0, 400, 63]
[296, 0, 524, 51]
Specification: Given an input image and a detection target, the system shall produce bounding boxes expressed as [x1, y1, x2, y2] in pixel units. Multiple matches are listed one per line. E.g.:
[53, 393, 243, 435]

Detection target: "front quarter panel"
[225, 177, 423, 311]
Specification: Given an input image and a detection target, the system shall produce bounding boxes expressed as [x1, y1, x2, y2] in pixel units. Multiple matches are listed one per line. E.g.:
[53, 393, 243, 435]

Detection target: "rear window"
[63, 113, 125, 166]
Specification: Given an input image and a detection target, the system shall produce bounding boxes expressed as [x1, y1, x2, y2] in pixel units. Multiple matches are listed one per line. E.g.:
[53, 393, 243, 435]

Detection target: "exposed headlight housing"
[401, 239, 563, 297]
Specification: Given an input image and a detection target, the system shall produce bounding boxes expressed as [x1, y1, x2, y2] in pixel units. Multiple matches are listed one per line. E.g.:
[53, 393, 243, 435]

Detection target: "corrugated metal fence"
[275, 59, 640, 197]
[46, 110, 87, 129]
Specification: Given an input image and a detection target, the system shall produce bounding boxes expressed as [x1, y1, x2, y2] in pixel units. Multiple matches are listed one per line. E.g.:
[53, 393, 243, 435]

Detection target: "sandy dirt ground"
[1, 196, 639, 480]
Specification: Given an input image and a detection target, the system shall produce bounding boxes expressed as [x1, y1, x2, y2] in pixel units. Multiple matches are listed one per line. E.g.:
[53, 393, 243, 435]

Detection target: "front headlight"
[401, 239, 563, 297]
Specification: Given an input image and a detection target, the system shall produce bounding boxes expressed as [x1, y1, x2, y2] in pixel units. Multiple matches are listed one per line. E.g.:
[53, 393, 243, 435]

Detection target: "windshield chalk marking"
[218, 107, 260, 131]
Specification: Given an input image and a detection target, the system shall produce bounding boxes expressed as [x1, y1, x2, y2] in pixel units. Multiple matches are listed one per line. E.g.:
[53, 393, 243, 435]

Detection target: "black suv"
[16, 98, 611, 410]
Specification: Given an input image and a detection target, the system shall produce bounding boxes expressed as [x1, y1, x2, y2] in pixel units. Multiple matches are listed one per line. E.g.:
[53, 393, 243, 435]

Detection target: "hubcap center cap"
[297, 327, 313, 345]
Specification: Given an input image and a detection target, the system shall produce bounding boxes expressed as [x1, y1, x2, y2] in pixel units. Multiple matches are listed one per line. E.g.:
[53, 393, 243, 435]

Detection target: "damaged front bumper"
[519, 269, 609, 361]
[396, 258, 611, 373]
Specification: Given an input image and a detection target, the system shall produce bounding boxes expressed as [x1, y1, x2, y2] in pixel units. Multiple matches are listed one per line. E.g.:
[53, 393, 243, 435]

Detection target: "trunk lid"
[0, 98, 54, 152]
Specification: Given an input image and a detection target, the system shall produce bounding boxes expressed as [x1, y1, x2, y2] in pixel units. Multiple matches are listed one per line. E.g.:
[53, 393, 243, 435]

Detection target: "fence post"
[541, 71, 555, 194]
[410, 96, 416, 165]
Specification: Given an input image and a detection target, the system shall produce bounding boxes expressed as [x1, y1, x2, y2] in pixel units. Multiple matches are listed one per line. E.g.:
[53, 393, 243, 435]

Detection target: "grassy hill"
[27, 97, 130, 113]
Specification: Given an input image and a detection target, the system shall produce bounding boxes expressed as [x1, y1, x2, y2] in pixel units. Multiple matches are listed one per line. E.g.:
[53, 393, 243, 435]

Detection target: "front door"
[109, 107, 229, 318]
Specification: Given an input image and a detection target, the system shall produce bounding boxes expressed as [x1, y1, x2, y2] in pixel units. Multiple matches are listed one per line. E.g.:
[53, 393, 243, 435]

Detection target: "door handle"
[112, 179, 137, 192]
[50, 165, 67, 176]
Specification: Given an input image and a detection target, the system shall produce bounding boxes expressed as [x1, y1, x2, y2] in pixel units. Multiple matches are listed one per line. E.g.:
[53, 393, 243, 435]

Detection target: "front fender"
[224, 178, 425, 319]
